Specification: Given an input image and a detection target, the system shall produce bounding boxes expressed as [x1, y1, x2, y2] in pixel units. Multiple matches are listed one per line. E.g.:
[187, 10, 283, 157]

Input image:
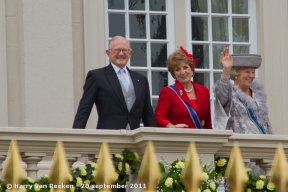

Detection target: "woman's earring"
[235, 76, 238, 80]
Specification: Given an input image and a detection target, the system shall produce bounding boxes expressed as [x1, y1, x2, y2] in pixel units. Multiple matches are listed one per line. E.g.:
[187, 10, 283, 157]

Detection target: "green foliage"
[157, 159, 220, 192]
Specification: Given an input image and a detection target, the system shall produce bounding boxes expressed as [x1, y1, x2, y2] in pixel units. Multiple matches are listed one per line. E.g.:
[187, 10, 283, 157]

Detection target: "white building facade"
[0, 0, 288, 134]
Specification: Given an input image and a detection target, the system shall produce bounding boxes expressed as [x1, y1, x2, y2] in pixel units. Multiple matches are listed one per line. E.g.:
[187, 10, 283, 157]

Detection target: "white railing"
[0, 127, 286, 181]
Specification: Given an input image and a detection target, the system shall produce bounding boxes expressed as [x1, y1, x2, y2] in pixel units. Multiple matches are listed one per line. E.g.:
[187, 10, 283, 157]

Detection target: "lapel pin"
[137, 80, 139, 81]
[179, 90, 183, 96]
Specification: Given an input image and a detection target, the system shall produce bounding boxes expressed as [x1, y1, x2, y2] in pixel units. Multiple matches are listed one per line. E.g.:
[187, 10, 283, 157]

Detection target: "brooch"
[179, 90, 183, 96]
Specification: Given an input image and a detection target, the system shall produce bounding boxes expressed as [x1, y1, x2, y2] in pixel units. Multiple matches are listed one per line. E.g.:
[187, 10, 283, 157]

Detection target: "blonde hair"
[166, 50, 195, 78]
[230, 67, 239, 80]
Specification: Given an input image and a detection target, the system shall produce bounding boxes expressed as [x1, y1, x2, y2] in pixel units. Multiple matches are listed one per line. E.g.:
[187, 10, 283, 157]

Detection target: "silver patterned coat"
[213, 78, 274, 135]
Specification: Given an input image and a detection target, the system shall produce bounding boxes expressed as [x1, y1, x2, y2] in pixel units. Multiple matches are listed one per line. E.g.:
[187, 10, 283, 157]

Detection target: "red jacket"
[154, 81, 212, 129]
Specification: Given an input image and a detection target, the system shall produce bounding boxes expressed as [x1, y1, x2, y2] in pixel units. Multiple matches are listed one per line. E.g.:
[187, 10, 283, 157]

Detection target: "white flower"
[209, 182, 216, 190]
[76, 177, 83, 186]
[84, 180, 90, 184]
[118, 162, 122, 171]
[34, 184, 40, 192]
[202, 172, 209, 181]
[267, 182, 275, 190]
[164, 177, 173, 187]
[245, 168, 252, 172]
[90, 162, 98, 168]
[27, 177, 34, 183]
[256, 180, 264, 189]
[259, 175, 266, 179]
[79, 167, 87, 176]
[216, 158, 227, 167]
[125, 163, 130, 172]
[115, 154, 124, 160]
[175, 161, 185, 169]
[134, 152, 139, 160]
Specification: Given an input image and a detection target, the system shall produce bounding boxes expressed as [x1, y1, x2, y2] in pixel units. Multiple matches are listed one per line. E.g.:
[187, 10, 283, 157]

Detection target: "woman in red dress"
[154, 46, 212, 129]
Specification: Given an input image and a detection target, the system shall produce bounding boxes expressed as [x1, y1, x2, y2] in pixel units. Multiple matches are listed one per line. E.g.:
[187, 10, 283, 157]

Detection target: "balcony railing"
[0, 127, 286, 183]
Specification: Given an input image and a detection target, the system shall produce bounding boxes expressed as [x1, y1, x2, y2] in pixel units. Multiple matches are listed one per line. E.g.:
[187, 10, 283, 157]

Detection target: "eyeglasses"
[109, 49, 131, 54]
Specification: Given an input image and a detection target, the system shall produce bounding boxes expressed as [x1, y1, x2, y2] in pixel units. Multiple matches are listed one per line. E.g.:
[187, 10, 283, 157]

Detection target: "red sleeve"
[154, 88, 172, 127]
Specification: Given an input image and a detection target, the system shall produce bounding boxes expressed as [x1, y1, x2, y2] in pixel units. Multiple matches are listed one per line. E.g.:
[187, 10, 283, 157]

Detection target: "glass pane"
[108, 0, 125, 10]
[135, 71, 147, 77]
[233, 18, 249, 42]
[130, 42, 147, 67]
[213, 72, 222, 84]
[150, 15, 167, 39]
[212, 0, 228, 13]
[152, 98, 158, 111]
[151, 43, 167, 67]
[213, 44, 226, 69]
[193, 73, 210, 88]
[150, 0, 166, 11]
[212, 17, 228, 42]
[232, 0, 248, 14]
[129, 0, 145, 10]
[233, 45, 249, 54]
[192, 44, 209, 69]
[191, 0, 207, 13]
[191, 17, 208, 41]
[152, 71, 168, 95]
[109, 14, 126, 37]
[129, 14, 146, 39]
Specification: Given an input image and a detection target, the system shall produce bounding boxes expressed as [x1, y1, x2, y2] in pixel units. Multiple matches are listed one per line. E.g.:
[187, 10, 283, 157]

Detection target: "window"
[185, 0, 257, 124]
[106, 0, 175, 110]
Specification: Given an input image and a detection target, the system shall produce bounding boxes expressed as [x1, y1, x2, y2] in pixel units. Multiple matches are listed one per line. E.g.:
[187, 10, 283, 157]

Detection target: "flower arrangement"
[0, 148, 140, 192]
[245, 169, 275, 192]
[157, 158, 220, 192]
[214, 157, 228, 181]
[215, 157, 275, 192]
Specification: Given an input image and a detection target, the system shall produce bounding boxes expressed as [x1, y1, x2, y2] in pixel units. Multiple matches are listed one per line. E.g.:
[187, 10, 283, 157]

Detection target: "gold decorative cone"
[94, 142, 116, 192]
[138, 141, 161, 192]
[225, 142, 247, 192]
[49, 141, 72, 192]
[270, 143, 288, 192]
[2, 139, 25, 192]
[181, 142, 203, 192]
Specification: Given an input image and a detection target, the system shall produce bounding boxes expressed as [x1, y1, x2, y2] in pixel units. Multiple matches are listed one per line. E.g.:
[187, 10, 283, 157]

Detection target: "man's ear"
[105, 50, 110, 56]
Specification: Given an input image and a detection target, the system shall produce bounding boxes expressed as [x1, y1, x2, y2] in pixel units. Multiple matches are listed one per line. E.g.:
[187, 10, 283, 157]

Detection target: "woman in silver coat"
[214, 48, 274, 191]
[214, 47, 274, 135]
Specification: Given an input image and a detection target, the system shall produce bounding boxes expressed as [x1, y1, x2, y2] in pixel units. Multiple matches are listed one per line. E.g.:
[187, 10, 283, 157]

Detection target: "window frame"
[184, 0, 258, 125]
[105, 0, 176, 109]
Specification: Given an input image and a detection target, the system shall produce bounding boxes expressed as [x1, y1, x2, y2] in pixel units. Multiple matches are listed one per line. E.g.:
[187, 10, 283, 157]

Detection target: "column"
[22, 153, 46, 180]
[0, 155, 6, 179]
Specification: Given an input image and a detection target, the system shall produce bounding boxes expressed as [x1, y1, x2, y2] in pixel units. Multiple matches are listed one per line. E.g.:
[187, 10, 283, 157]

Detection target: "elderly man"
[73, 36, 157, 129]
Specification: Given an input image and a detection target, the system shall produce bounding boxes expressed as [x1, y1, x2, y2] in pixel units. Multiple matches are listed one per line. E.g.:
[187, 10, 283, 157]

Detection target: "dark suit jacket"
[154, 80, 212, 129]
[72, 64, 157, 130]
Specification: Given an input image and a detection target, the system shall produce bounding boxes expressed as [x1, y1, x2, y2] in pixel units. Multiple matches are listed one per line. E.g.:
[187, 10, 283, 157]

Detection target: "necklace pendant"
[179, 90, 183, 96]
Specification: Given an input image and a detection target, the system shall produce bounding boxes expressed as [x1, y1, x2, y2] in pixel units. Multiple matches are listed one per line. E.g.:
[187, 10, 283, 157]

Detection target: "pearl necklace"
[184, 85, 194, 93]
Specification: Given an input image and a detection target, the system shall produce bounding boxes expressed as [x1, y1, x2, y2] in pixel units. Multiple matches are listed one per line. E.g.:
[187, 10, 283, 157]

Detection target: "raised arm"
[214, 47, 233, 108]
